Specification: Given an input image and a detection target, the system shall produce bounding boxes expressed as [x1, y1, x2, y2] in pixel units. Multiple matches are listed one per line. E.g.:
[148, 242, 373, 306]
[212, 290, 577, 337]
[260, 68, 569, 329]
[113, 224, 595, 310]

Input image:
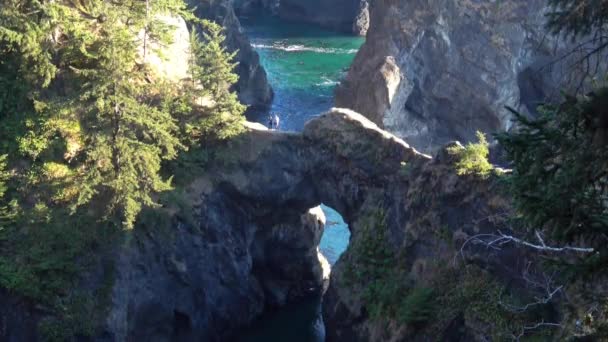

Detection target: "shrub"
[447, 131, 493, 178]
[397, 287, 435, 324]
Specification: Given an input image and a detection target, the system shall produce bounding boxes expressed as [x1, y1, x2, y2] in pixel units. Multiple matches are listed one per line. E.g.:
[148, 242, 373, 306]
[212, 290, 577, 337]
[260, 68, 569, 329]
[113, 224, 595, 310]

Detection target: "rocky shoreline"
[234, 0, 369, 36]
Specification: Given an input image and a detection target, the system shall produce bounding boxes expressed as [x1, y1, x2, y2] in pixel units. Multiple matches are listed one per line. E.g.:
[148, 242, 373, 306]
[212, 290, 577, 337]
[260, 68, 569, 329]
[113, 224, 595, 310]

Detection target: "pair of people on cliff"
[268, 114, 280, 130]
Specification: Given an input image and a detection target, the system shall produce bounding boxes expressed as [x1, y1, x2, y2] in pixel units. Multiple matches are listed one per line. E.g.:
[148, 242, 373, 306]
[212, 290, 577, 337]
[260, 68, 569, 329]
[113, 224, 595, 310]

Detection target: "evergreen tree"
[194, 22, 239, 98]
[498, 0, 608, 248]
[0, 0, 58, 87]
[0, 0, 248, 335]
[497, 91, 608, 244]
[182, 22, 244, 142]
[69, 9, 183, 227]
[547, 0, 608, 37]
[0, 0, 246, 228]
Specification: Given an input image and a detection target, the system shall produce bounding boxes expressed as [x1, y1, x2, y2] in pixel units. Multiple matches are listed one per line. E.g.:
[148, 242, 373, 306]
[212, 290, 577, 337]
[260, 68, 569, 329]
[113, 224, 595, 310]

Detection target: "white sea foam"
[251, 43, 358, 54]
[315, 77, 339, 87]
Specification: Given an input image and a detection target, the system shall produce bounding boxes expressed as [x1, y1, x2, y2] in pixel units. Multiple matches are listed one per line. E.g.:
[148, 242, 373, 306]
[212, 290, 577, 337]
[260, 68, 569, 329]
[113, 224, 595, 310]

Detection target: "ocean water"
[233, 13, 362, 342]
[240, 13, 364, 131]
[318, 205, 350, 265]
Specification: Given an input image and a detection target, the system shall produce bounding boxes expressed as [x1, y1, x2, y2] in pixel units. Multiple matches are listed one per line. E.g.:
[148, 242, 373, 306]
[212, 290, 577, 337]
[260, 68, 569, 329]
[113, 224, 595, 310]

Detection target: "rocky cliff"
[101, 109, 428, 341]
[234, 0, 369, 35]
[1, 108, 601, 341]
[0, 108, 421, 341]
[335, 0, 576, 153]
[192, 0, 273, 108]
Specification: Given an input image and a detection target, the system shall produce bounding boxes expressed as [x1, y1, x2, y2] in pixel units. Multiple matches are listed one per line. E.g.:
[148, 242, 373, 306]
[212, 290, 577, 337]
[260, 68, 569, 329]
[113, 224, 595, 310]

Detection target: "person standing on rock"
[273, 113, 280, 130]
[268, 114, 274, 130]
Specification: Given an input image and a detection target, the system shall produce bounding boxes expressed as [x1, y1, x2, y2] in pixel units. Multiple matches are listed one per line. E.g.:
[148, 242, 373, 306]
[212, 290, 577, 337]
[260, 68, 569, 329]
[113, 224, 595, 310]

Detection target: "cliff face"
[103, 205, 327, 341]
[192, 0, 273, 108]
[1, 109, 601, 341]
[95, 109, 427, 341]
[276, 0, 369, 35]
[235, 0, 369, 35]
[0, 108, 423, 341]
[335, 0, 567, 152]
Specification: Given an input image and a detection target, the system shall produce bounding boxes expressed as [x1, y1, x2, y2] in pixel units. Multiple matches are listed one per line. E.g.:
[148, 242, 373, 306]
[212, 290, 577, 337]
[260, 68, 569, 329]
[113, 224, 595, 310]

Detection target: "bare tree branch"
[510, 321, 563, 342]
[499, 262, 563, 313]
[498, 230, 595, 253]
[459, 230, 594, 260]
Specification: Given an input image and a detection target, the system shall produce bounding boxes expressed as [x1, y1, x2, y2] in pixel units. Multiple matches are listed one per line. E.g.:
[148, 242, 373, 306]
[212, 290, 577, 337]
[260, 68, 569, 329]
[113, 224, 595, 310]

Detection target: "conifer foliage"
[497, 91, 608, 246]
[498, 0, 608, 251]
[0, 0, 245, 228]
[546, 0, 608, 37]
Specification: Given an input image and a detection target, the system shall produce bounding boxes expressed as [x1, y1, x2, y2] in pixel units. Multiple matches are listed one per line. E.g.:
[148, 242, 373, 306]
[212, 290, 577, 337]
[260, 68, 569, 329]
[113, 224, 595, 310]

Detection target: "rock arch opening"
[318, 204, 350, 266]
[223, 109, 425, 341]
[111, 109, 427, 341]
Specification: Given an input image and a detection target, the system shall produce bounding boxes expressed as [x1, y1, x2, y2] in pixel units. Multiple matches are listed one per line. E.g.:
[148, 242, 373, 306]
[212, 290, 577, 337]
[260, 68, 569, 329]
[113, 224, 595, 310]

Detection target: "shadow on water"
[231, 205, 350, 342]
[231, 295, 325, 342]
[239, 10, 354, 40]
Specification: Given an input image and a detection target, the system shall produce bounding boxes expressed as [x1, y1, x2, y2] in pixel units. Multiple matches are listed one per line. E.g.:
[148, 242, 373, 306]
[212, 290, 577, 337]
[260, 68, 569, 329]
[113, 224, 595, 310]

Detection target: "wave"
[315, 77, 339, 87]
[251, 43, 358, 54]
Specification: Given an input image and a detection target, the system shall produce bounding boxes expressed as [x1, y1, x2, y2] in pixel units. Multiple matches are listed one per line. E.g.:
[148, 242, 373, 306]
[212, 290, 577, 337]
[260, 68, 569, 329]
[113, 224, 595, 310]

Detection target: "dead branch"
[499, 262, 563, 313]
[510, 321, 563, 342]
[459, 230, 594, 260]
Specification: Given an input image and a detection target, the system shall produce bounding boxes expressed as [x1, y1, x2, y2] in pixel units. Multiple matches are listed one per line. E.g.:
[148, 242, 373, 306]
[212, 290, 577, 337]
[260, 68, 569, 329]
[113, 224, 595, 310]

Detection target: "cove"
[232, 13, 363, 342]
[240, 13, 364, 131]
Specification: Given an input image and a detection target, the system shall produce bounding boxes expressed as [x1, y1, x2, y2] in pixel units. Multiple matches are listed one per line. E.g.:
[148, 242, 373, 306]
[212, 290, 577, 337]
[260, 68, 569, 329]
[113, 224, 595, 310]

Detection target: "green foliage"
[496, 90, 608, 243]
[397, 287, 435, 324]
[190, 22, 239, 98]
[431, 266, 550, 340]
[0, 155, 7, 199]
[0, 0, 246, 337]
[447, 131, 493, 178]
[0, 205, 119, 340]
[346, 209, 398, 317]
[546, 0, 608, 37]
[345, 209, 436, 324]
[182, 22, 245, 143]
[0, 0, 245, 228]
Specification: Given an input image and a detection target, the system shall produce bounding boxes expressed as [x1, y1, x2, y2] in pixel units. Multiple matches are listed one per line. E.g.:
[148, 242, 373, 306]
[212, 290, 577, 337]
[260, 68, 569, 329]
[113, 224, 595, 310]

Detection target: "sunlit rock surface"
[335, 0, 595, 153]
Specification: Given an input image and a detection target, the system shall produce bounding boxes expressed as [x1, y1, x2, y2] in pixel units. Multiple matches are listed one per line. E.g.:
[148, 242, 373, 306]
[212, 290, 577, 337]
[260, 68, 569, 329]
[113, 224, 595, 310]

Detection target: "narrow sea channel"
[233, 13, 363, 341]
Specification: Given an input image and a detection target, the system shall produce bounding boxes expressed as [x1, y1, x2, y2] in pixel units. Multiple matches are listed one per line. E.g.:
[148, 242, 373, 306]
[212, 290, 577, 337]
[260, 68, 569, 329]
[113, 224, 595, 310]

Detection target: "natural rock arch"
[97, 108, 428, 341]
[0, 108, 512, 342]
[214, 108, 427, 223]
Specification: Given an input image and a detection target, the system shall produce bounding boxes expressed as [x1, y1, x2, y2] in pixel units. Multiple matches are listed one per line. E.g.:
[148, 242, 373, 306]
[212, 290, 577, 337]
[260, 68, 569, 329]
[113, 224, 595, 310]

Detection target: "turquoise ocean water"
[241, 13, 364, 131]
[232, 13, 363, 342]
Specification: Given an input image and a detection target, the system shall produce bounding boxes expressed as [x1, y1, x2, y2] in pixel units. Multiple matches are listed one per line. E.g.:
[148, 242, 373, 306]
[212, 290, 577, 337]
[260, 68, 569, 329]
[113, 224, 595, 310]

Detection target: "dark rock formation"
[235, 0, 369, 35]
[277, 0, 369, 35]
[103, 204, 326, 341]
[99, 109, 427, 341]
[192, 0, 273, 108]
[335, 0, 582, 153]
[0, 108, 423, 341]
[322, 144, 514, 341]
[1, 109, 594, 341]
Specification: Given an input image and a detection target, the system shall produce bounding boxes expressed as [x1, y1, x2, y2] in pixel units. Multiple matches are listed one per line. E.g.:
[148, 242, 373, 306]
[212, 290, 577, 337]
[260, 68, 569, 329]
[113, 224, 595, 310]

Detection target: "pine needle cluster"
[0, 0, 245, 228]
